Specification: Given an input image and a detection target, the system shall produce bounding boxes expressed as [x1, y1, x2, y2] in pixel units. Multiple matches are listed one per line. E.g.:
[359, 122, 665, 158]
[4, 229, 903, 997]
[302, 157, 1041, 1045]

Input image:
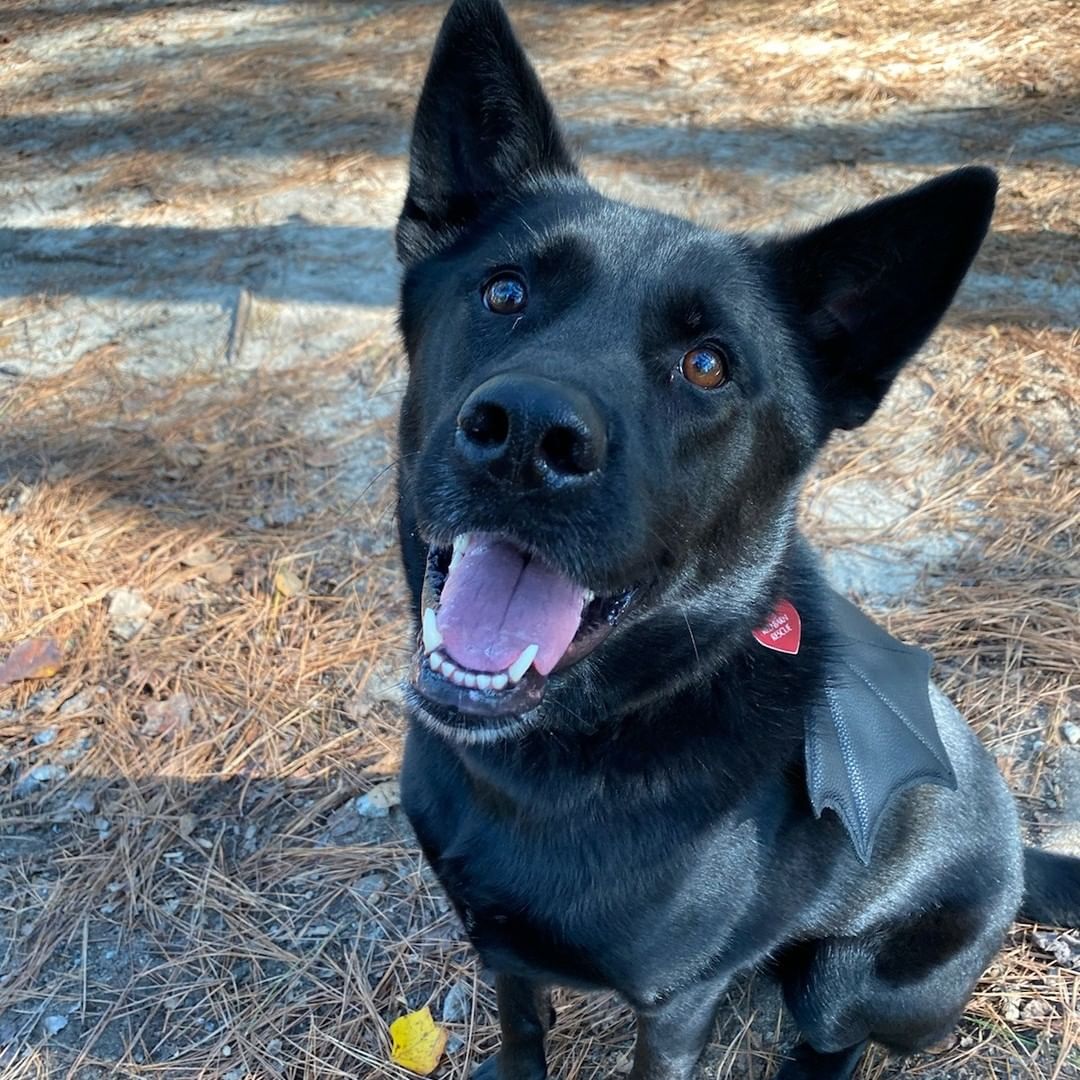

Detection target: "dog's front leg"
[628, 983, 726, 1080]
[474, 973, 552, 1080]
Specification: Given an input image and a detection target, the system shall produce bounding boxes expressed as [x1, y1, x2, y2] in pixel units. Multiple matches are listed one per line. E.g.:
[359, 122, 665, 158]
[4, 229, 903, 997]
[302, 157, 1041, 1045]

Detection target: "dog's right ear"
[396, 0, 577, 265]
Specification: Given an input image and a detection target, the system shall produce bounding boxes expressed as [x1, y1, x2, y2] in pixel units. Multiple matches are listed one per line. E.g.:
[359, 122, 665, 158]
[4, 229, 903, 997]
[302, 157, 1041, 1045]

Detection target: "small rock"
[446, 1035, 465, 1055]
[266, 498, 303, 527]
[204, 561, 233, 585]
[108, 588, 152, 641]
[353, 873, 386, 898]
[30, 763, 67, 783]
[60, 735, 92, 762]
[1003, 999, 1020, 1022]
[70, 791, 96, 814]
[0, 637, 63, 685]
[2, 483, 32, 515]
[142, 692, 192, 737]
[273, 567, 304, 598]
[180, 546, 217, 568]
[59, 688, 100, 716]
[441, 980, 470, 1024]
[33, 727, 57, 746]
[1022, 998, 1054, 1021]
[163, 442, 203, 471]
[354, 780, 400, 818]
[1062, 721, 1080, 746]
[178, 813, 198, 839]
[26, 688, 58, 712]
[43, 1015, 68, 1035]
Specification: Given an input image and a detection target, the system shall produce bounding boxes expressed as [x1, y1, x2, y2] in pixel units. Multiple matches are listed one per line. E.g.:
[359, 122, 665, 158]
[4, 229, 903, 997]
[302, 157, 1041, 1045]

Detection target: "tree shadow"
[1, 222, 398, 307]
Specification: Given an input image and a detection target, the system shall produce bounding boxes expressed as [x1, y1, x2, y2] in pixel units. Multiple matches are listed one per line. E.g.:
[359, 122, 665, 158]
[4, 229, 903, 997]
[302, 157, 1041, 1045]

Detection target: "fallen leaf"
[178, 813, 197, 838]
[108, 588, 152, 641]
[273, 567, 303, 598]
[363, 748, 403, 777]
[0, 637, 63, 684]
[142, 692, 192, 737]
[355, 780, 401, 819]
[1032, 929, 1080, 968]
[389, 1007, 448, 1076]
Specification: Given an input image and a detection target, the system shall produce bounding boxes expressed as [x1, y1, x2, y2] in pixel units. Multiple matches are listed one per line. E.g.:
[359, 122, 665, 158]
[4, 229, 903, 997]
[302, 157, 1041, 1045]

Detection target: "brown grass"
[1, 1, 1078, 1078]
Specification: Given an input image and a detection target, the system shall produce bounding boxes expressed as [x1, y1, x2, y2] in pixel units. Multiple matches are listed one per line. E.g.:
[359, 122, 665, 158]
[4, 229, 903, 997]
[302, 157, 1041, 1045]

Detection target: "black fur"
[393, 3, 1080, 1078]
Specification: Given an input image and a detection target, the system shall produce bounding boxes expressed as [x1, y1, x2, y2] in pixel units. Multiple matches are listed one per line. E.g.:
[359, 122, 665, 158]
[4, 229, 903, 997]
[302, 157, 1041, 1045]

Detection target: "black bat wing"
[804, 592, 958, 864]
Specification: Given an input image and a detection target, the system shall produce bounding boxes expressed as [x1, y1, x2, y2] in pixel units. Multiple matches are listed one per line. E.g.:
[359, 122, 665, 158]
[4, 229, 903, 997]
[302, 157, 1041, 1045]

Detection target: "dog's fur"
[392, 3, 1080, 1077]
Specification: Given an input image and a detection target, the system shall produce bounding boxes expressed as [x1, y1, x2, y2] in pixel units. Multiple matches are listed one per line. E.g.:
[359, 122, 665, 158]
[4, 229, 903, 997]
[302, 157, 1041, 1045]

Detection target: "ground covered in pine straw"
[1, 1, 1077, 1078]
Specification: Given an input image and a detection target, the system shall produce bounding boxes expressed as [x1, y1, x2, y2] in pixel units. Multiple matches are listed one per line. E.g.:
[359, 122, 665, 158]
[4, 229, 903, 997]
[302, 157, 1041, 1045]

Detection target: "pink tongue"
[435, 535, 586, 676]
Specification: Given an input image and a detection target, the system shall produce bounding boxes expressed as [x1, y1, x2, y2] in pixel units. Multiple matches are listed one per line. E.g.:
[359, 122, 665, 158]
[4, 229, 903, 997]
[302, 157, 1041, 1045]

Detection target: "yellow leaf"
[389, 1006, 448, 1076]
[273, 567, 303, 598]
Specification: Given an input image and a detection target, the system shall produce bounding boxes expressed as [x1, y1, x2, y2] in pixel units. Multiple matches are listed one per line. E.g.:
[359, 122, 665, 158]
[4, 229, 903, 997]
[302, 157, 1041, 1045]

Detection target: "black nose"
[456, 374, 607, 487]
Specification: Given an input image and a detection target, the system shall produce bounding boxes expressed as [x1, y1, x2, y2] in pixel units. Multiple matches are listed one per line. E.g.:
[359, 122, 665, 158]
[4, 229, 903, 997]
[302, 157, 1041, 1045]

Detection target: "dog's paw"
[472, 1052, 547, 1080]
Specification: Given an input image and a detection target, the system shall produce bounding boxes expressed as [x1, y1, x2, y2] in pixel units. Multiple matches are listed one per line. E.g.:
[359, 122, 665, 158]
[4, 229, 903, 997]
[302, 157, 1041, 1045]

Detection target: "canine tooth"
[476, 673, 492, 691]
[463, 672, 477, 689]
[422, 607, 443, 653]
[491, 673, 508, 691]
[449, 533, 471, 572]
[506, 644, 539, 684]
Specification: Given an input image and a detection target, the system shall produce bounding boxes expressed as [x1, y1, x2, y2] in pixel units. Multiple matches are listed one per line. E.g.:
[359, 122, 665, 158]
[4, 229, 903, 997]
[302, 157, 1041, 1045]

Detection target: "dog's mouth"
[411, 532, 636, 720]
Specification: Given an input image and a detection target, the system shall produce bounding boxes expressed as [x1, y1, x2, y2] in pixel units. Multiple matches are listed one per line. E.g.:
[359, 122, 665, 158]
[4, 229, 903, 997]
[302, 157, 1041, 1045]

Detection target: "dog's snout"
[456, 374, 607, 487]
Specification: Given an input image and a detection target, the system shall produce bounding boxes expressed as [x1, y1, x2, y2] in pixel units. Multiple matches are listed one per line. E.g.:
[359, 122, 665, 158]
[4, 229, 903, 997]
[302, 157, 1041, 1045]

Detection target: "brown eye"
[680, 344, 729, 389]
[482, 273, 527, 314]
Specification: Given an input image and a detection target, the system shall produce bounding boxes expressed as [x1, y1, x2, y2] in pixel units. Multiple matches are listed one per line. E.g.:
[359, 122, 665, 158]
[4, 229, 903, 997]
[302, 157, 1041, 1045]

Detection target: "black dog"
[393, 3, 1080, 1077]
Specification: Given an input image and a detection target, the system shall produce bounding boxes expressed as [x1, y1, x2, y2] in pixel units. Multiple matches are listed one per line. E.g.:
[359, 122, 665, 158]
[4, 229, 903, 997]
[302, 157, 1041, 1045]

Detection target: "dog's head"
[395, 0, 995, 742]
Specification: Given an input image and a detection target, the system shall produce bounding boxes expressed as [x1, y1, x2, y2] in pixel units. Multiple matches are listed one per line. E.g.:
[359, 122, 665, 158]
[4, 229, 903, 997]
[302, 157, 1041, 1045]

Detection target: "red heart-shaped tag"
[752, 599, 801, 655]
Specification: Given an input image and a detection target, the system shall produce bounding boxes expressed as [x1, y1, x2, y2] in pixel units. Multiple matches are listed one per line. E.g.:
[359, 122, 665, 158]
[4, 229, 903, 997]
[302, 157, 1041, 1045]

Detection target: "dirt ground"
[0, 1, 1078, 1077]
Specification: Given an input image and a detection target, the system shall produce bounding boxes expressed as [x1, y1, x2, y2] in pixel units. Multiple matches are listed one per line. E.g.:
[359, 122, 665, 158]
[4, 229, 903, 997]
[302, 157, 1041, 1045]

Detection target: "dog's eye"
[680, 344, 729, 390]
[482, 273, 527, 315]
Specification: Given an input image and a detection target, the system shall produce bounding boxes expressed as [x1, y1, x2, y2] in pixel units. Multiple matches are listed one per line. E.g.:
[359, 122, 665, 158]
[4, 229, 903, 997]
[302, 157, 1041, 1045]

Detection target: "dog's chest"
[402, 737, 765, 996]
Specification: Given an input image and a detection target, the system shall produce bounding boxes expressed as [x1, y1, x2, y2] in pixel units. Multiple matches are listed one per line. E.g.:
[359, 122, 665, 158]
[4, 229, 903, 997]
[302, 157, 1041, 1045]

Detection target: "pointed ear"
[766, 167, 997, 431]
[397, 0, 578, 265]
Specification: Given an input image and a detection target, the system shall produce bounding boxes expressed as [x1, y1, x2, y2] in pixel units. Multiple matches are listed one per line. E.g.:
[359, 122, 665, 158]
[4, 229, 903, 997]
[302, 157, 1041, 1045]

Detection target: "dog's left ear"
[397, 0, 578, 266]
[767, 167, 997, 431]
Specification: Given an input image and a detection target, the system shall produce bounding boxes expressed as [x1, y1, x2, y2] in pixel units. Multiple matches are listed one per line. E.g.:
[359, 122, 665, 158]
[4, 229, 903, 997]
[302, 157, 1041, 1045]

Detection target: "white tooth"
[476, 674, 492, 691]
[491, 673, 508, 691]
[450, 669, 469, 686]
[506, 644, 540, 684]
[463, 672, 477, 689]
[429, 650, 446, 670]
[449, 533, 471, 572]
[422, 607, 443, 653]
[439, 658, 457, 678]
[584, 590, 595, 604]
